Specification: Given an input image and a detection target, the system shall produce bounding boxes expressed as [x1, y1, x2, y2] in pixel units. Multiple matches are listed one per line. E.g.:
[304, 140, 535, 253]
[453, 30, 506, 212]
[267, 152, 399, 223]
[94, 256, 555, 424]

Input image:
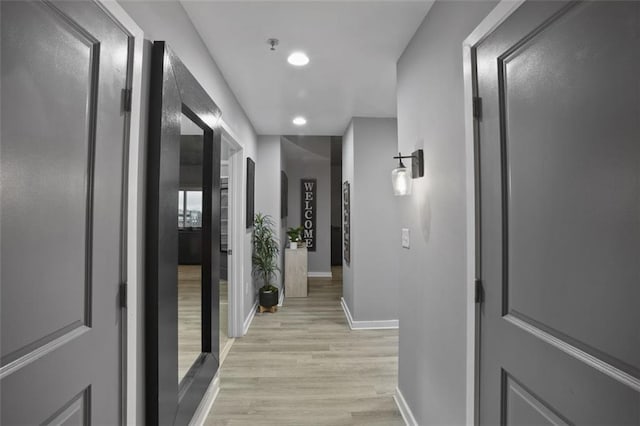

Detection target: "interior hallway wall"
[255, 136, 284, 290]
[395, 1, 497, 424]
[118, 0, 259, 330]
[342, 117, 399, 322]
[330, 137, 343, 266]
[280, 144, 289, 295]
[341, 122, 355, 312]
[286, 155, 331, 275]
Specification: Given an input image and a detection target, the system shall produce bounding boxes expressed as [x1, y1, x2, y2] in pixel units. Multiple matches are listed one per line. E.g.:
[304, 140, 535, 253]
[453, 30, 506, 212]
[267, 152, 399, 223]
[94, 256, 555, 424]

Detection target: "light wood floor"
[178, 265, 229, 381]
[205, 267, 403, 426]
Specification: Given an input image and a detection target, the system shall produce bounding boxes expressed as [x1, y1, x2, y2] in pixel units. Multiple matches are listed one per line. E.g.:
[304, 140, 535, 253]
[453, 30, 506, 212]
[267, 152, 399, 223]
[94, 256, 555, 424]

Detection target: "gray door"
[1, 1, 131, 424]
[476, 1, 640, 424]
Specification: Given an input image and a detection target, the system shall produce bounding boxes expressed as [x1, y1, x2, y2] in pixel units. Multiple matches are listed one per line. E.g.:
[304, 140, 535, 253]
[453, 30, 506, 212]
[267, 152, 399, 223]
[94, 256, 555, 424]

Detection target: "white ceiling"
[181, 1, 433, 136]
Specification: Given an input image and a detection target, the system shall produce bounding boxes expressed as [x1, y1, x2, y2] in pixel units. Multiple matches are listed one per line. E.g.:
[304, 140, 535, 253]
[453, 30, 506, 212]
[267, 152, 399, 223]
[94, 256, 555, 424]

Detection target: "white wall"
[255, 136, 284, 289]
[286, 157, 331, 275]
[342, 118, 399, 322]
[395, 1, 497, 424]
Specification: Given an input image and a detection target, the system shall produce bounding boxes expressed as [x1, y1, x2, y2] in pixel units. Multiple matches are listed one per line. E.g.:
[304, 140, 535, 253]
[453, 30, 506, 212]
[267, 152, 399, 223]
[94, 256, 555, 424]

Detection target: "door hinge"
[119, 282, 127, 309]
[122, 88, 132, 113]
[472, 97, 482, 120]
[475, 279, 484, 304]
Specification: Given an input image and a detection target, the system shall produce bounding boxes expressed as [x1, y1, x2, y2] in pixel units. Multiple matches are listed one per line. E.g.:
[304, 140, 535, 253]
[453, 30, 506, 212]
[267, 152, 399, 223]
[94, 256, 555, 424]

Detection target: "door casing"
[463, 1, 530, 424]
[97, 2, 146, 425]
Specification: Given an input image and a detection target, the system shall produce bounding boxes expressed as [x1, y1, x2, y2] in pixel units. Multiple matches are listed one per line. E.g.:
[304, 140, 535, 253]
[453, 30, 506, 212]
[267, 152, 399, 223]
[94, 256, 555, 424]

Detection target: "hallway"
[206, 269, 403, 425]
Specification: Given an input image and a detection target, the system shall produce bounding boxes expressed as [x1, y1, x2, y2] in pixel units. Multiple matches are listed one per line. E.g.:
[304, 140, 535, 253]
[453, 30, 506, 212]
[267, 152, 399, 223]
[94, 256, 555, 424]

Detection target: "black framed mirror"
[146, 41, 221, 425]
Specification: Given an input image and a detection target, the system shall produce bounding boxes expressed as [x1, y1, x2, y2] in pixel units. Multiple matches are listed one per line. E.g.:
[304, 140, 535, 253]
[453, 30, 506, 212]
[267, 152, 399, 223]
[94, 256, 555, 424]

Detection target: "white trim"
[464, 0, 526, 48]
[462, 2, 525, 425]
[97, 2, 145, 425]
[243, 300, 259, 335]
[307, 271, 332, 278]
[221, 124, 245, 339]
[340, 297, 399, 330]
[394, 387, 418, 426]
[219, 337, 235, 366]
[187, 372, 221, 426]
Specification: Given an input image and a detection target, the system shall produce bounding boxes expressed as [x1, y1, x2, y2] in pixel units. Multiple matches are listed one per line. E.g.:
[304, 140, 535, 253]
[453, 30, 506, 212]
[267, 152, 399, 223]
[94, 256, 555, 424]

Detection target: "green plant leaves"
[252, 213, 280, 289]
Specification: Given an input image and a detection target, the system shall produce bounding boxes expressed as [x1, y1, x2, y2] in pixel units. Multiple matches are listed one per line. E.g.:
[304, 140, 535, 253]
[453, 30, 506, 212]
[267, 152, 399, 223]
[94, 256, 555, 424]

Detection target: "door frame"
[83, 2, 146, 425]
[462, 1, 526, 425]
[220, 121, 246, 339]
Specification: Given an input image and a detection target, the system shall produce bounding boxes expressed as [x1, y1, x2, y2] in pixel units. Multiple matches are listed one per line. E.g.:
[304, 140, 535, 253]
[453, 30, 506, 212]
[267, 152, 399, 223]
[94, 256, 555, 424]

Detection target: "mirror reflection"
[178, 112, 204, 384]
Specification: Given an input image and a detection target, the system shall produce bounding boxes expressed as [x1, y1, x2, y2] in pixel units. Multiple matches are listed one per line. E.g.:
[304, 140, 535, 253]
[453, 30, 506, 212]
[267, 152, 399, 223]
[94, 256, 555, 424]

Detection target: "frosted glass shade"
[391, 166, 412, 196]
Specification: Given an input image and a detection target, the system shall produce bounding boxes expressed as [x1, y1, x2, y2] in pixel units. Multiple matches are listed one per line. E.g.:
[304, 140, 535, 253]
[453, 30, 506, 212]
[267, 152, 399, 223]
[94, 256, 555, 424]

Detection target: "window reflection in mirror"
[177, 112, 204, 384]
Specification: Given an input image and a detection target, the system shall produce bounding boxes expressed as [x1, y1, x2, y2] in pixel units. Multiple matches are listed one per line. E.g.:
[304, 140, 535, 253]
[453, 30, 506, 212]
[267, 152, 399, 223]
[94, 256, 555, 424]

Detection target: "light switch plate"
[402, 228, 410, 249]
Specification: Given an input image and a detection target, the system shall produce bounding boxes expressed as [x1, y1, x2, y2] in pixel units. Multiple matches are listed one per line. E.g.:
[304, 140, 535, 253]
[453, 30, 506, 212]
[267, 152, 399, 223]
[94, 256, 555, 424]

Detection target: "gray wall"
[395, 1, 496, 424]
[286, 157, 331, 275]
[279, 141, 288, 292]
[116, 4, 260, 421]
[255, 136, 284, 289]
[342, 118, 399, 322]
[118, 1, 259, 335]
[331, 165, 342, 228]
[341, 122, 355, 310]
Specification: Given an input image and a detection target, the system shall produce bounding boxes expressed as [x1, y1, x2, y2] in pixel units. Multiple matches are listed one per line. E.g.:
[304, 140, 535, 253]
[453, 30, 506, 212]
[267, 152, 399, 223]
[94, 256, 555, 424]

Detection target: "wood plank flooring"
[205, 267, 403, 426]
[178, 265, 229, 381]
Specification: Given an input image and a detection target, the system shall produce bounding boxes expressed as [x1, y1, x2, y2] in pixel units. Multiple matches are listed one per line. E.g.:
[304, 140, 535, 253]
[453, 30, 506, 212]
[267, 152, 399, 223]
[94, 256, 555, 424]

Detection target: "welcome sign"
[300, 178, 317, 251]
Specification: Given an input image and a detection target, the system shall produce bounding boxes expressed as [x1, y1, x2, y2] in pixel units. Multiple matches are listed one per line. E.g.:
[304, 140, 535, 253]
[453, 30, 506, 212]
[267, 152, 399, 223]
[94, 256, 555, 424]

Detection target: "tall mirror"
[146, 42, 221, 425]
[178, 113, 204, 384]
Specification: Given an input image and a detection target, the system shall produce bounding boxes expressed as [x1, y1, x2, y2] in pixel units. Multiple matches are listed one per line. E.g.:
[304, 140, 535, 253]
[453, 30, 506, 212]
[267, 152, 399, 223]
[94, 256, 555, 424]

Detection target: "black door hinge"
[119, 283, 127, 309]
[475, 279, 484, 304]
[473, 97, 482, 120]
[122, 88, 132, 113]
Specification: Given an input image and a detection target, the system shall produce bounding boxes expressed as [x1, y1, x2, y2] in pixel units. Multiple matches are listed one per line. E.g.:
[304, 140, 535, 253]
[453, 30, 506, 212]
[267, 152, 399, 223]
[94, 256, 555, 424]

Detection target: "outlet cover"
[402, 228, 410, 249]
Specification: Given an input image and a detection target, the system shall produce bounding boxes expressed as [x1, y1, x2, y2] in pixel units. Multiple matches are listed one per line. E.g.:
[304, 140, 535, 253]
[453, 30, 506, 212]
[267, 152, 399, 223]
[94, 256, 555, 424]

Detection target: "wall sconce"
[391, 150, 424, 196]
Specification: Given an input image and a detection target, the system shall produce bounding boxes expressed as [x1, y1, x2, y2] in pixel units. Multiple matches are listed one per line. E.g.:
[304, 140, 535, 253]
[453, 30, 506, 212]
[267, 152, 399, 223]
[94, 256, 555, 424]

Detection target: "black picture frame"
[146, 41, 221, 426]
[343, 181, 350, 264]
[281, 171, 288, 219]
[246, 157, 255, 228]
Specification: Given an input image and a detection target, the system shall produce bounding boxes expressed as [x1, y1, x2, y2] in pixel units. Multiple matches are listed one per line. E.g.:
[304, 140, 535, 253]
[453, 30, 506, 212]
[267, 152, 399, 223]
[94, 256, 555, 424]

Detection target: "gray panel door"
[476, 1, 640, 424]
[1, 1, 131, 424]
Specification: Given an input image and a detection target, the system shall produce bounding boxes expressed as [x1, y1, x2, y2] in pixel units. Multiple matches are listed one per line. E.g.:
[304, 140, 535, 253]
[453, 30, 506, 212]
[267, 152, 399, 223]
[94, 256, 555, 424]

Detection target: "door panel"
[1, 0, 96, 367]
[477, 1, 640, 424]
[503, 374, 568, 426]
[1, 1, 131, 424]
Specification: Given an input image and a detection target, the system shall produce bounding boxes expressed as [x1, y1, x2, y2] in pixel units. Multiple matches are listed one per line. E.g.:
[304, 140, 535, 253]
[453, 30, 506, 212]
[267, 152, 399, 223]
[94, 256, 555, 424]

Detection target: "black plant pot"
[259, 287, 279, 309]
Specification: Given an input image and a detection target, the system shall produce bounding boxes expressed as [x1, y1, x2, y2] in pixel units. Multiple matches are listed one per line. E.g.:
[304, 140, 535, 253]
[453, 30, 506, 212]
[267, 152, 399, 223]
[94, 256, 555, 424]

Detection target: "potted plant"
[252, 213, 280, 312]
[286, 226, 303, 249]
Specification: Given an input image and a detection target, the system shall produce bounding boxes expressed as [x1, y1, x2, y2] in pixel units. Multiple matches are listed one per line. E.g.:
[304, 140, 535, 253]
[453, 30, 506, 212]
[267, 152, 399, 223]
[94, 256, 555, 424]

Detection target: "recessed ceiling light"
[293, 116, 307, 126]
[287, 52, 309, 66]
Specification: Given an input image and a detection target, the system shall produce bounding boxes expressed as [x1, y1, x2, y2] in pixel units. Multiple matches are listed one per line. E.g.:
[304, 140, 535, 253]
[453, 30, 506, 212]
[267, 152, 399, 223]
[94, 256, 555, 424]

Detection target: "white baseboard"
[340, 297, 399, 330]
[188, 373, 221, 426]
[243, 300, 258, 335]
[219, 337, 235, 365]
[308, 271, 332, 278]
[394, 386, 418, 426]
